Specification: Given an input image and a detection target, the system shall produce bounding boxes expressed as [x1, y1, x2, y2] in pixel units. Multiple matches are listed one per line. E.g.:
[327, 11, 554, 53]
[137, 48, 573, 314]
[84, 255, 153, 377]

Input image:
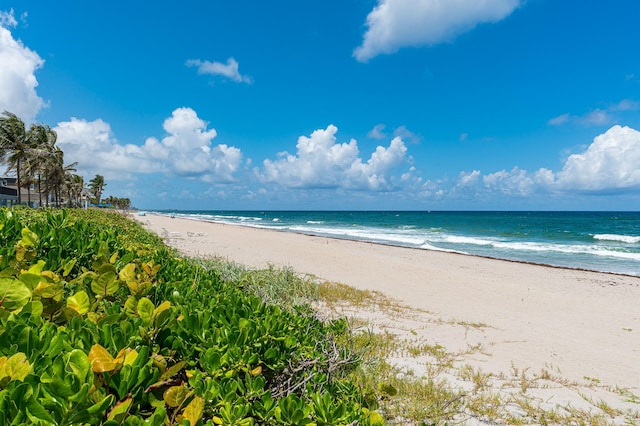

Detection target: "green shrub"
[0, 208, 383, 425]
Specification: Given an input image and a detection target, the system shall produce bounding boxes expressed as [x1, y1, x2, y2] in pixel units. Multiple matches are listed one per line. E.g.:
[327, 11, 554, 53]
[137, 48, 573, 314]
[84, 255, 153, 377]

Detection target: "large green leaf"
[137, 297, 154, 326]
[0, 277, 31, 312]
[67, 291, 90, 315]
[0, 353, 30, 386]
[91, 271, 119, 297]
[164, 385, 189, 408]
[66, 349, 91, 382]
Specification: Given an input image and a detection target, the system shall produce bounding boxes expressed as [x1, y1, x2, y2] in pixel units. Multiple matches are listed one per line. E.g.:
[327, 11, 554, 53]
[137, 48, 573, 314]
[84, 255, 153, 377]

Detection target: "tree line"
[0, 110, 129, 209]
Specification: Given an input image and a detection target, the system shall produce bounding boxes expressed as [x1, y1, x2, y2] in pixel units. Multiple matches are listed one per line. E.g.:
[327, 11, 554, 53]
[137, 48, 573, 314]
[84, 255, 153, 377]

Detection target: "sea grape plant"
[0, 208, 385, 425]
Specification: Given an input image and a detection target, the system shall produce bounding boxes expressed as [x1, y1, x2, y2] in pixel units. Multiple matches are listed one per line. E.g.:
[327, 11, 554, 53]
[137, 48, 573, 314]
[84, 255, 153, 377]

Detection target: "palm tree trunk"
[16, 160, 21, 205]
[38, 174, 43, 207]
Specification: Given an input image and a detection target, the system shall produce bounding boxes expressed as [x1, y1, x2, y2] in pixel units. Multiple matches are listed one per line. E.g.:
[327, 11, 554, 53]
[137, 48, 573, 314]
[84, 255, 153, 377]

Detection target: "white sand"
[136, 213, 640, 420]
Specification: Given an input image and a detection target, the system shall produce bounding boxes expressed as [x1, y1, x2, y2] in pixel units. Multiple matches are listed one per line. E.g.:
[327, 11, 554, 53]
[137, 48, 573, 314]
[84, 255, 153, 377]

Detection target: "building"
[0, 177, 43, 207]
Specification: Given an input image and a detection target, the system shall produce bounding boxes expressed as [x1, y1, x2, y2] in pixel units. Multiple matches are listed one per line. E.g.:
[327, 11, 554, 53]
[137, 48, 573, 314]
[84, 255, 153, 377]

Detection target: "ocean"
[154, 210, 640, 276]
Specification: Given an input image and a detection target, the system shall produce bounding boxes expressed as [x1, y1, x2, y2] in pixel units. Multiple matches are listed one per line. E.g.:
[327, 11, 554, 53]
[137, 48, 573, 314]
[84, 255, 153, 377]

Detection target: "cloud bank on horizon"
[0, 3, 639, 210]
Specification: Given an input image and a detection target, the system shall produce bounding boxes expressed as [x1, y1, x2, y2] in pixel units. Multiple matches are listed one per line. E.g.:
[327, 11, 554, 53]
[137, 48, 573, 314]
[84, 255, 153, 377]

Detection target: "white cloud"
[258, 125, 412, 191]
[548, 99, 639, 127]
[354, 0, 521, 62]
[393, 125, 420, 144]
[55, 107, 243, 183]
[368, 123, 386, 139]
[437, 125, 640, 200]
[0, 9, 45, 123]
[186, 57, 252, 83]
[0, 9, 17, 27]
[547, 113, 570, 126]
[556, 125, 640, 191]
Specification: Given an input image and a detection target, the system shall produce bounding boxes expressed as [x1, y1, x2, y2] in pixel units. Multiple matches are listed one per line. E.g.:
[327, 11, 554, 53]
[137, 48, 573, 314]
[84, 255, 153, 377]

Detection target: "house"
[0, 177, 43, 208]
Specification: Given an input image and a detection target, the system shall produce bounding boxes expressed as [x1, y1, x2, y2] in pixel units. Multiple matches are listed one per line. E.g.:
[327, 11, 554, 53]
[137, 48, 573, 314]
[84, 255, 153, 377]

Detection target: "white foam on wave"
[593, 234, 640, 244]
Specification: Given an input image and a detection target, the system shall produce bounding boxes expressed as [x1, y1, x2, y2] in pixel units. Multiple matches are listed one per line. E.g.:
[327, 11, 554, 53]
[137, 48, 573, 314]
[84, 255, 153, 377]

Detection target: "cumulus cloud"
[56, 107, 243, 183]
[258, 125, 411, 191]
[0, 9, 45, 123]
[555, 125, 640, 191]
[439, 125, 640, 200]
[186, 57, 252, 83]
[354, 0, 521, 62]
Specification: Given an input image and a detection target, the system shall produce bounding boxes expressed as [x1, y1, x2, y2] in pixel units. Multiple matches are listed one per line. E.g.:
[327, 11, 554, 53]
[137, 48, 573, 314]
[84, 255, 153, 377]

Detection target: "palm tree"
[63, 173, 85, 207]
[0, 111, 32, 204]
[26, 123, 58, 207]
[89, 174, 106, 205]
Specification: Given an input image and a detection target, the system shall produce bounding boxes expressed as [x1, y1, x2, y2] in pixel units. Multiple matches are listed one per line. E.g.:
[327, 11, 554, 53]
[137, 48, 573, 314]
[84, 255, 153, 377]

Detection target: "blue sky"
[1, 0, 640, 210]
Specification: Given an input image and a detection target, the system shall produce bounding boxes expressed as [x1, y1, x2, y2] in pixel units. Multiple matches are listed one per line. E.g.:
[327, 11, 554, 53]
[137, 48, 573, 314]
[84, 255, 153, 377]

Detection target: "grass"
[192, 254, 640, 425]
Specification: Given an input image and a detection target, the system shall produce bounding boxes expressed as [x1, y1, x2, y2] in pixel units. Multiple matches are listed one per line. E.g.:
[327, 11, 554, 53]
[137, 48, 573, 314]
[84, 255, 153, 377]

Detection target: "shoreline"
[135, 213, 640, 398]
[151, 211, 640, 278]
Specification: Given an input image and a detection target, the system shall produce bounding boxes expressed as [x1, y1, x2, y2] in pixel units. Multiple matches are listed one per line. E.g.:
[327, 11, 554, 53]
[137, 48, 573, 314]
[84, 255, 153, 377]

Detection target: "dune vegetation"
[0, 207, 388, 425]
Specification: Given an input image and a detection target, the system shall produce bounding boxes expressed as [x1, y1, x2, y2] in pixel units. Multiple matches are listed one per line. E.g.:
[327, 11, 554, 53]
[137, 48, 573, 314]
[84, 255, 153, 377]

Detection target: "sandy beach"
[136, 212, 640, 420]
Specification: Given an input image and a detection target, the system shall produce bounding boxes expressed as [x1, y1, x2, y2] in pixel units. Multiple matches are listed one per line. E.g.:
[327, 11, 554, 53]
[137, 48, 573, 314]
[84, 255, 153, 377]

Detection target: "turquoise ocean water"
[155, 211, 640, 276]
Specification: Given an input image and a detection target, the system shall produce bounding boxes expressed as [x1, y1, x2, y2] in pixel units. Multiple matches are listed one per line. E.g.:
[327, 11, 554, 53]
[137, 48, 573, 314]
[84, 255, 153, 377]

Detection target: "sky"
[1, 0, 640, 211]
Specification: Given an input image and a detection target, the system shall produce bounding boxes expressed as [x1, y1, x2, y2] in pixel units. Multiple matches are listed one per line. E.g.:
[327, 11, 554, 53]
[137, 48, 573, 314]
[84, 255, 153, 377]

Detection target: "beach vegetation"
[0, 208, 384, 425]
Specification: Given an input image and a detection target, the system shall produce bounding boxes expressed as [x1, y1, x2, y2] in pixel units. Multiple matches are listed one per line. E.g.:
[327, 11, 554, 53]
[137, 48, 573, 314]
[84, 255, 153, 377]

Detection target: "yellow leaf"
[0, 353, 30, 382]
[164, 385, 189, 408]
[118, 263, 137, 282]
[67, 291, 90, 315]
[153, 301, 171, 318]
[88, 344, 116, 373]
[109, 251, 118, 264]
[250, 366, 263, 376]
[27, 260, 46, 274]
[183, 396, 204, 425]
[114, 348, 138, 367]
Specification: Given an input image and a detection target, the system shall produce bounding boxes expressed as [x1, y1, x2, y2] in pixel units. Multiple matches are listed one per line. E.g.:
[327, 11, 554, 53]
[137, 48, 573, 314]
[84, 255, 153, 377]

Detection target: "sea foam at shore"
[152, 210, 640, 276]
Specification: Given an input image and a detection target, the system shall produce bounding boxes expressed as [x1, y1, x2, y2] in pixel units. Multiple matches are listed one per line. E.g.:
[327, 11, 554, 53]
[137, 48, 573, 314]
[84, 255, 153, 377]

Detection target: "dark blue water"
[153, 211, 640, 276]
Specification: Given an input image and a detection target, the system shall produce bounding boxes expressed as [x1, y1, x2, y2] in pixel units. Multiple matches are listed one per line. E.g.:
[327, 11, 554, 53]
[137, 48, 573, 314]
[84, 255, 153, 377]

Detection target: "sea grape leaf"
[0, 352, 30, 383]
[62, 258, 77, 277]
[67, 291, 90, 315]
[142, 261, 160, 276]
[182, 396, 204, 425]
[164, 385, 189, 408]
[66, 349, 91, 381]
[21, 300, 43, 317]
[160, 360, 187, 381]
[0, 277, 31, 312]
[114, 348, 138, 367]
[91, 271, 119, 297]
[107, 397, 132, 422]
[26, 398, 55, 424]
[89, 344, 117, 373]
[21, 227, 39, 247]
[124, 296, 137, 317]
[118, 263, 136, 282]
[69, 394, 115, 423]
[18, 273, 42, 289]
[96, 262, 117, 276]
[27, 260, 46, 275]
[34, 281, 64, 300]
[137, 297, 154, 326]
